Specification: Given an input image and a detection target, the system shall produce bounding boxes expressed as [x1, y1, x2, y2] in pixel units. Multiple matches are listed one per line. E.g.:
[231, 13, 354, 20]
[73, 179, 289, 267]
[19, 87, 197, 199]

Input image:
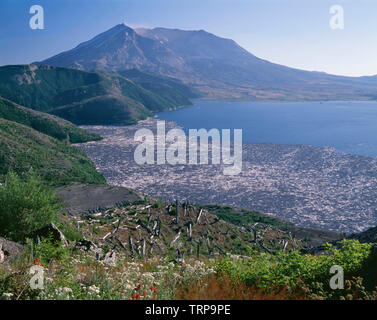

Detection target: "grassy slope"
[202, 204, 341, 247]
[0, 97, 101, 143]
[0, 118, 106, 185]
[0, 65, 193, 125]
[202, 204, 283, 227]
[50, 94, 151, 125]
[118, 69, 201, 105]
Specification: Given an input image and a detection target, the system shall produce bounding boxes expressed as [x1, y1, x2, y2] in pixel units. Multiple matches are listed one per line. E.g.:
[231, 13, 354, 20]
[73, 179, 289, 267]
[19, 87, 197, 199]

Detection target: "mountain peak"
[37, 24, 377, 101]
[99, 23, 136, 38]
[39, 23, 185, 72]
[112, 23, 134, 31]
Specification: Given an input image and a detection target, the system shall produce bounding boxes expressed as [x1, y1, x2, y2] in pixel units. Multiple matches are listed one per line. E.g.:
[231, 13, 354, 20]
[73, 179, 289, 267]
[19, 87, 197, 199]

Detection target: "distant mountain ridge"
[38, 23, 377, 100]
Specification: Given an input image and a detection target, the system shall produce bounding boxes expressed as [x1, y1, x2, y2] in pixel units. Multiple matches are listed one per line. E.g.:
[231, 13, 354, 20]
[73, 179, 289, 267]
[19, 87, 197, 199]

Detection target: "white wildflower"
[62, 287, 73, 294]
[88, 285, 100, 294]
[2, 293, 14, 300]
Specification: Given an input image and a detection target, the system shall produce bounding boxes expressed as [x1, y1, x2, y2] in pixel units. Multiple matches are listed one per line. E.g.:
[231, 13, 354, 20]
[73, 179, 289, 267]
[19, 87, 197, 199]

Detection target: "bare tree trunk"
[142, 239, 146, 259]
[175, 200, 179, 224]
[187, 221, 193, 240]
[149, 241, 155, 255]
[282, 240, 288, 252]
[115, 236, 128, 252]
[129, 236, 135, 257]
[0, 244, 4, 264]
[196, 209, 203, 224]
[170, 228, 182, 247]
[156, 218, 161, 237]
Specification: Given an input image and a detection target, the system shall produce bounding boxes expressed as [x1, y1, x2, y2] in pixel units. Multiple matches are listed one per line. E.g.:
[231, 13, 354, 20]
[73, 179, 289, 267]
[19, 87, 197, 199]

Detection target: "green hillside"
[0, 97, 101, 143]
[50, 95, 151, 125]
[0, 118, 106, 185]
[118, 69, 201, 106]
[0, 65, 193, 125]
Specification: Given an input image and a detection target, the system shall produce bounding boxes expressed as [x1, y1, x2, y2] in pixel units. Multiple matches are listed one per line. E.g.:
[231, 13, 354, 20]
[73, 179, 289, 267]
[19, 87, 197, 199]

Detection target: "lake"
[157, 100, 377, 157]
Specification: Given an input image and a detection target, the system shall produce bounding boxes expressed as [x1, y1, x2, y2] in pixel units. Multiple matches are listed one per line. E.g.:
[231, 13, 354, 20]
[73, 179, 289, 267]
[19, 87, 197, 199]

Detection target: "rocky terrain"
[76, 119, 377, 234]
[0, 237, 25, 265]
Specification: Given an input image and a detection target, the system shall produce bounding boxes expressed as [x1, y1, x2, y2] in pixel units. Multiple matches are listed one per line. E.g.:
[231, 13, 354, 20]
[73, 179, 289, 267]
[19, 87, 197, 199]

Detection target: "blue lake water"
[157, 100, 377, 158]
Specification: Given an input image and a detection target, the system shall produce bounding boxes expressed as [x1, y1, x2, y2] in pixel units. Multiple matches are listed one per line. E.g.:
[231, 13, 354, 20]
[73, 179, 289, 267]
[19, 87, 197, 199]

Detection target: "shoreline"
[76, 119, 377, 234]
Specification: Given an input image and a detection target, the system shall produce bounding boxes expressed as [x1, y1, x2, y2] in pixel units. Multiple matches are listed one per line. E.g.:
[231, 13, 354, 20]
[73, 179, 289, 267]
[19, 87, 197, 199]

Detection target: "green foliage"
[118, 69, 200, 104]
[0, 65, 193, 125]
[132, 199, 148, 206]
[152, 200, 164, 209]
[0, 97, 102, 143]
[203, 205, 282, 227]
[50, 94, 152, 125]
[0, 65, 99, 112]
[0, 118, 106, 185]
[0, 171, 61, 242]
[30, 235, 70, 264]
[215, 239, 374, 298]
[56, 221, 83, 242]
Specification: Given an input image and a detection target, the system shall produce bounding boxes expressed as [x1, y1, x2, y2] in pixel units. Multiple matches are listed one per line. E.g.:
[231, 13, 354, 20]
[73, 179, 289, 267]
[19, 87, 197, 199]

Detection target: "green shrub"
[203, 205, 282, 227]
[0, 118, 107, 186]
[215, 239, 374, 298]
[56, 222, 83, 242]
[0, 171, 61, 242]
[30, 235, 69, 264]
[152, 200, 164, 209]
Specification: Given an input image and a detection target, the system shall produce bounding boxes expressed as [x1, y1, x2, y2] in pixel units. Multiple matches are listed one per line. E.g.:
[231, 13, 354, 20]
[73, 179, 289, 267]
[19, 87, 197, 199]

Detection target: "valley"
[2, 17, 377, 301]
[77, 118, 377, 234]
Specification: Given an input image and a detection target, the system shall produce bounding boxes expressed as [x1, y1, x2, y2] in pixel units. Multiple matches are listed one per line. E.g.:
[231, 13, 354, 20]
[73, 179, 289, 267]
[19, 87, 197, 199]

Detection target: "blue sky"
[1, 0, 376, 76]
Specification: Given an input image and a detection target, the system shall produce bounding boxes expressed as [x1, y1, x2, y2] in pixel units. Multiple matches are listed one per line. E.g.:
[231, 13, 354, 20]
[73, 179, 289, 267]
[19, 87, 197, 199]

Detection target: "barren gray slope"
[56, 184, 143, 215]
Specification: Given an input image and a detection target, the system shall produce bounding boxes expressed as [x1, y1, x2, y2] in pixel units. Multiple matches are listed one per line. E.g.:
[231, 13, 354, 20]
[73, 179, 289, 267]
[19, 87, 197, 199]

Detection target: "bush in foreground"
[0, 171, 61, 242]
[214, 240, 376, 299]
